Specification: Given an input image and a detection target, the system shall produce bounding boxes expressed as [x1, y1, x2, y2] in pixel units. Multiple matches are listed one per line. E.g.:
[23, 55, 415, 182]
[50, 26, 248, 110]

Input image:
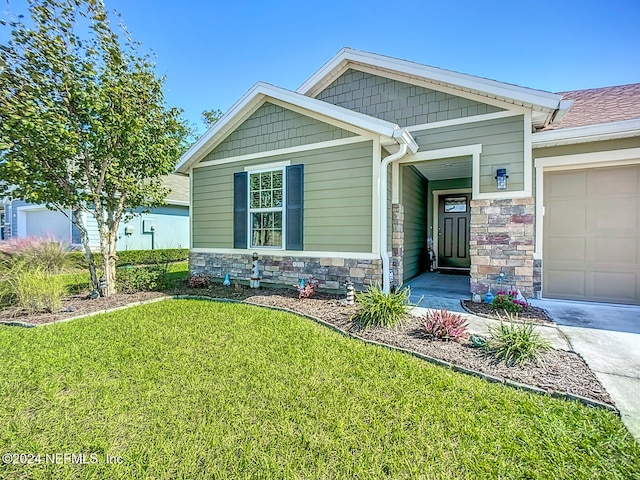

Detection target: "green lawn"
[0, 300, 638, 479]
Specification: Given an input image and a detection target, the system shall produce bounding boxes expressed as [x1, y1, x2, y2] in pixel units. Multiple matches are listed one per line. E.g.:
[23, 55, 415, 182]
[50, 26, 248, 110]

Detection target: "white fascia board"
[176, 81, 413, 173]
[297, 48, 563, 111]
[532, 118, 640, 148]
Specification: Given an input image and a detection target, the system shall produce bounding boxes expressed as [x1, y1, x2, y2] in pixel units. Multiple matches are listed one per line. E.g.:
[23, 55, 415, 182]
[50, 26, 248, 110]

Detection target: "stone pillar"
[391, 203, 404, 286]
[469, 197, 535, 298]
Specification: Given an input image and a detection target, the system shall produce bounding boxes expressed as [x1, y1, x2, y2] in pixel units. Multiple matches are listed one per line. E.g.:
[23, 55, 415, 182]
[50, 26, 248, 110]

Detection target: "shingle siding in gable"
[317, 69, 503, 127]
[204, 102, 356, 162]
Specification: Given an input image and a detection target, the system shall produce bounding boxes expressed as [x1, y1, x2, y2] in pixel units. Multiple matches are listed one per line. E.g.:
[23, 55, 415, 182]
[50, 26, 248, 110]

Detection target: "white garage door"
[25, 209, 70, 243]
[544, 164, 640, 305]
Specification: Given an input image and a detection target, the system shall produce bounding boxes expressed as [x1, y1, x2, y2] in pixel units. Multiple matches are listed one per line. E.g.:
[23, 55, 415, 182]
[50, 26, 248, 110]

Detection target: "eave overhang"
[532, 118, 640, 148]
[176, 82, 417, 173]
[297, 48, 564, 118]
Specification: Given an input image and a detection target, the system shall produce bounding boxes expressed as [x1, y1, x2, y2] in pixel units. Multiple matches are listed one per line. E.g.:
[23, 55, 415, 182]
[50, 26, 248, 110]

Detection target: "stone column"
[391, 203, 404, 286]
[469, 197, 535, 298]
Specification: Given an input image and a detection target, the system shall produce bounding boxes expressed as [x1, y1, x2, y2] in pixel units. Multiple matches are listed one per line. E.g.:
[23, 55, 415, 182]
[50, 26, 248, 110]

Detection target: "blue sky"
[3, 0, 640, 133]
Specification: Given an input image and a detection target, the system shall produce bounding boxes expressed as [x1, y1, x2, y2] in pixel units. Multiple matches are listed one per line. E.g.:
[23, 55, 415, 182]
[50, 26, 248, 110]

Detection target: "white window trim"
[247, 166, 286, 250]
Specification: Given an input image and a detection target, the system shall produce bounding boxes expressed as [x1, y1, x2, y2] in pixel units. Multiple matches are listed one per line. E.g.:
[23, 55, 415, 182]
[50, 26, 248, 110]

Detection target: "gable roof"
[163, 174, 189, 205]
[297, 48, 565, 126]
[176, 82, 418, 173]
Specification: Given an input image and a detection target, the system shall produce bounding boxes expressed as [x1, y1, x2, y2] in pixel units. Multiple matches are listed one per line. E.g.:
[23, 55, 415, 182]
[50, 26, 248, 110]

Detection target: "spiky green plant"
[484, 313, 552, 366]
[351, 284, 412, 328]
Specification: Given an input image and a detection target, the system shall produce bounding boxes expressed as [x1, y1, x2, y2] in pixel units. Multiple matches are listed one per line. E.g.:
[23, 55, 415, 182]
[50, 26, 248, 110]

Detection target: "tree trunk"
[99, 231, 118, 297]
[73, 210, 99, 291]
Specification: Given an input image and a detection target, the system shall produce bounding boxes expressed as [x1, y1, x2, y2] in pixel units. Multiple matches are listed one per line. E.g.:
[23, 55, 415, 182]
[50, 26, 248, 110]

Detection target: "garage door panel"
[546, 200, 587, 233]
[544, 164, 640, 305]
[587, 165, 639, 194]
[545, 270, 585, 297]
[592, 272, 636, 303]
[547, 171, 586, 196]
[595, 237, 637, 264]
[593, 199, 637, 230]
[547, 237, 586, 262]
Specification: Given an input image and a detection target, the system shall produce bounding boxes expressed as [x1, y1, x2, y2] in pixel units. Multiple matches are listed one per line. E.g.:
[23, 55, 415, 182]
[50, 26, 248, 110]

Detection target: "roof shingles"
[545, 83, 640, 130]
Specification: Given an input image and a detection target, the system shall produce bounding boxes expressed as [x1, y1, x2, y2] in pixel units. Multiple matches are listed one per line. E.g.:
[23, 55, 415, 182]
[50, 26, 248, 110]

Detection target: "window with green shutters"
[234, 164, 303, 251]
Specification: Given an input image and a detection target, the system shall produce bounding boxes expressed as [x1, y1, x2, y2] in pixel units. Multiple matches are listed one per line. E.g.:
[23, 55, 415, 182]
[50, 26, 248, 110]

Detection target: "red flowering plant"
[490, 290, 528, 314]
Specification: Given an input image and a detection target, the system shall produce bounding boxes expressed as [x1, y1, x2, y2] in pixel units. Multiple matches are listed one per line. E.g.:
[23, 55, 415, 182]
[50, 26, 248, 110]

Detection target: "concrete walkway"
[406, 272, 640, 440]
[530, 298, 640, 440]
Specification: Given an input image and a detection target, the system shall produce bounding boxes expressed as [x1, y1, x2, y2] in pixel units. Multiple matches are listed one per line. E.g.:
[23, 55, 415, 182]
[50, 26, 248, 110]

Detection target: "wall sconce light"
[495, 168, 508, 190]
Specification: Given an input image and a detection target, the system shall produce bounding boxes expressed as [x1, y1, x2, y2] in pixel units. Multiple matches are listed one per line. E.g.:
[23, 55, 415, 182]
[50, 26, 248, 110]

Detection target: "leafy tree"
[0, 0, 189, 296]
[202, 108, 223, 127]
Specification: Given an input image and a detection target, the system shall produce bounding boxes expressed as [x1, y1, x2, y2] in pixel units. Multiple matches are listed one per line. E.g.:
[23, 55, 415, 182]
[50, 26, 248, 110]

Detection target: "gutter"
[379, 130, 418, 294]
[532, 118, 640, 148]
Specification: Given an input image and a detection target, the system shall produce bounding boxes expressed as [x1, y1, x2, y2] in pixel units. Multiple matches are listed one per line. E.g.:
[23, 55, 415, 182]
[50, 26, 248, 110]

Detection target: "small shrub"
[490, 290, 528, 314]
[188, 273, 211, 288]
[351, 284, 412, 328]
[484, 313, 552, 366]
[12, 267, 67, 313]
[68, 248, 189, 269]
[0, 236, 73, 274]
[116, 265, 168, 293]
[421, 309, 468, 341]
[295, 277, 319, 299]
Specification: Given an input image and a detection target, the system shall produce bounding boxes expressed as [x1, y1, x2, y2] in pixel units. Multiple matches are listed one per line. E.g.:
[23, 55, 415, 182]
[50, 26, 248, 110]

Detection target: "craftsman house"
[178, 48, 640, 305]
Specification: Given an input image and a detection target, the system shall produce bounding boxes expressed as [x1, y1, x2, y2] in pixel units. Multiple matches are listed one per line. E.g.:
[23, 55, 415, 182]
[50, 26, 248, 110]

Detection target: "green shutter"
[286, 164, 304, 250]
[233, 172, 247, 249]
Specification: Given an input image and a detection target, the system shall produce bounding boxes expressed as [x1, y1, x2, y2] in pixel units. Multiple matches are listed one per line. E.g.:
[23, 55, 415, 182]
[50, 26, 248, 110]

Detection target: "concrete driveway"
[529, 298, 640, 439]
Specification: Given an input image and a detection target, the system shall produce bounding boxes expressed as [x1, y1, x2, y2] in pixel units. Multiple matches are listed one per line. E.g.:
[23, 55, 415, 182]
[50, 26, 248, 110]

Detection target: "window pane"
[273, 171, 282, 189]
[444, 197, 467, 213]
[251, 192, 260, 209]
[250, 212, 283, 247]
[274, 190, 282, 208]
[261, 191, 273, 208]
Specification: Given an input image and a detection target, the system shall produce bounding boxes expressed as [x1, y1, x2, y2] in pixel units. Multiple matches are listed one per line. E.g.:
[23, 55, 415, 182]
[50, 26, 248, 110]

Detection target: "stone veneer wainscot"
[469, 197, 536, 298]
[190, 252, 382, 291]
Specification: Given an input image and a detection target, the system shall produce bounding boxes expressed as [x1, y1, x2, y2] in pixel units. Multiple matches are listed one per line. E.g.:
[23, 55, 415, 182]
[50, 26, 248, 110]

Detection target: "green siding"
[533, 137, 640, 159]
[317, 69, 503, 128]
[192, 141, 374, 252]
[413, 115, 525, 193]
[203, 102, 356, 162]
[402, 166, 428, 281]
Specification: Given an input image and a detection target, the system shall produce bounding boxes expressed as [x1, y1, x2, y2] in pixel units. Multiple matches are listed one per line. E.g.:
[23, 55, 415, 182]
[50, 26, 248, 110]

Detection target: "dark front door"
[438, 194, 470, 269]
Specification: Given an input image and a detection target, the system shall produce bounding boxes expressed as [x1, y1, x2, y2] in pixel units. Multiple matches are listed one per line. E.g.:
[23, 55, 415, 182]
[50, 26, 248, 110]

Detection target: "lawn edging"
[2, 294, 618, 414]
[178, 295, 619, 415]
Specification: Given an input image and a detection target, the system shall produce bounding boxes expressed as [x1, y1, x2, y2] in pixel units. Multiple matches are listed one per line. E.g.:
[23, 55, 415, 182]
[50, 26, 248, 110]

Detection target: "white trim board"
[177, 82, 416, 173]
[190, 247, 380, 260]
[345, 64, 533, 115]
[532, 119, 640, 147]
[405, 110, 523, 133]
[393, 143, 531, 200]
[297, 48, 562, 112]
[193, 137, 370, 170]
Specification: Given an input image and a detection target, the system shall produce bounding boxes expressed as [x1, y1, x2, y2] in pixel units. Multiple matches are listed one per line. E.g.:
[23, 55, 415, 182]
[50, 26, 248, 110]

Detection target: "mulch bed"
[0, 291, 167, 326]
[461, 300, 554, 324]
[0, 282, 613, 407]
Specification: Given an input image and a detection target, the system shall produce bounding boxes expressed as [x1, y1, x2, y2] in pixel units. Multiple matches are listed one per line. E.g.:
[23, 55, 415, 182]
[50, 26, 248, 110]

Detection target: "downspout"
[380, 143, 408, 294]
